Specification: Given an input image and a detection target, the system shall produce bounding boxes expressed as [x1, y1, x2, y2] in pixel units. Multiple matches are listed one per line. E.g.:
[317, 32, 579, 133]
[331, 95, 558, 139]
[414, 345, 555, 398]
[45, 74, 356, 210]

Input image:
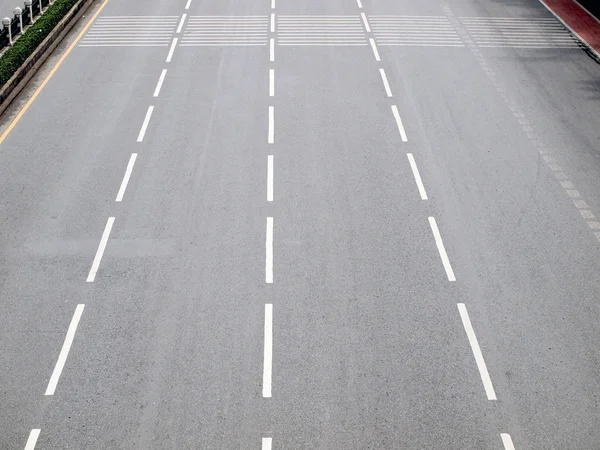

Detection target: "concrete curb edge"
[539, 0, 600, 64]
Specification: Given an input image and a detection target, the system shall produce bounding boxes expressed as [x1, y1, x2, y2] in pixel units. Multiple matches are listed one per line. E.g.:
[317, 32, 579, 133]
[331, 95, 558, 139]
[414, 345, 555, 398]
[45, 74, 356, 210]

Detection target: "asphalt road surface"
[1, 0, 600, 448]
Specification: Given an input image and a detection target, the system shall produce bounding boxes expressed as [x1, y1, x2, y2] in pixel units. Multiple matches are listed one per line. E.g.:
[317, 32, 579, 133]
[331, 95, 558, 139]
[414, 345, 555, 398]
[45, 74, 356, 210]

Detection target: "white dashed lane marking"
[45, 305, 85, 395]
[457, 303, 497, 400]
[501, 433, 516, 449]
[137, 106, 155, 142]
[24, 429, 40, 450]
[115, 153, 138, 202]
[153, 69, 167, 97]
[265, 217, 274, 283]
[263, 304, 273, 397]
[369, 38, 381, 61]
[267, 155, 274, 202]
[379, 68, 393, 97]
[176, 13, 187, 34]
[407, 153, 428, 200]
[86, 217, 115, 282]
[268, 106, 274, 144]
[391, 105, 408, 142]
[428, 217, 456, 281]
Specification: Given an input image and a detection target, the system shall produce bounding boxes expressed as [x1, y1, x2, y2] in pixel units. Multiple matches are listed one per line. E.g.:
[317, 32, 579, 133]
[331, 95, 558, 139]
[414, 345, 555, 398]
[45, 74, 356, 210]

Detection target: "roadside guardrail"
[0, 0, 51, 51]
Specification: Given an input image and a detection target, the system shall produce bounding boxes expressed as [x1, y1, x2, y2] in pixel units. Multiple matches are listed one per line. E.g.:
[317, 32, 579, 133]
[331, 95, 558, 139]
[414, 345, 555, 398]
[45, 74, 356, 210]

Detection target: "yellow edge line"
[0, 0, 111, 145]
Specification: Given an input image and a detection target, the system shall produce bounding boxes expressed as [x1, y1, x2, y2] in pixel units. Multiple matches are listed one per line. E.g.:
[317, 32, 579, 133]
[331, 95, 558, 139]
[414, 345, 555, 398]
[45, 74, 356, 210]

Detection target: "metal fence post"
[14, 7, 22, 35]
[39, 0, 43, 15]
[25, 0, 32, 24]
[3, 17, 11, 45]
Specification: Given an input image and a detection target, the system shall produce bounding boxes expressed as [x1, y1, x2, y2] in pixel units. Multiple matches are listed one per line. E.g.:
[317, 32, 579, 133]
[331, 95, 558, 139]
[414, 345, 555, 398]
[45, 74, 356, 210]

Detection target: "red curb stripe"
[540, 0, 600, 57]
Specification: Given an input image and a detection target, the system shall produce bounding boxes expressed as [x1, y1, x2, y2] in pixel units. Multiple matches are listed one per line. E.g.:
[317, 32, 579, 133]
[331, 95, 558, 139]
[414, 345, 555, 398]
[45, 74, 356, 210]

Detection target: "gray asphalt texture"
[1, 0, 600, 448]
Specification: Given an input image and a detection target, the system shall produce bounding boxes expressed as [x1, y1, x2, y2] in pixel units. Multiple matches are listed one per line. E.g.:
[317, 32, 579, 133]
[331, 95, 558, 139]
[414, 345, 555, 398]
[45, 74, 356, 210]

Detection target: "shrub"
[0, 0, 79, 87]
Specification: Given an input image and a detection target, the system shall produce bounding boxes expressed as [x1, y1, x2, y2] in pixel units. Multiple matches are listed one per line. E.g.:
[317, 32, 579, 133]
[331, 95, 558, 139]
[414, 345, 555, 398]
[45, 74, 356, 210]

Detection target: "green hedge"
[0, 0, 79, 87]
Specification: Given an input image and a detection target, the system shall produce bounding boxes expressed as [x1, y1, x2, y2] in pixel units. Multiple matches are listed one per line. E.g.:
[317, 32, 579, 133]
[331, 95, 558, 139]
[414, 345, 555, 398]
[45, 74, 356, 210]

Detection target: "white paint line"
[266, 217, 273, 283]
[166, 37, 178, 62]
[501, 433, 515, 450]
[270, 13, 275, 32]
[271, 0, 275, 8]
[391, 105, 408, 142]
[262, 437, 272, 450]
[580, 210, 595, 220]
[24, 429, 41, 450]
[407, 153, 428, 200]
[115, 153, 138, 202]
[45, 304, 85, 395]
[587, 221, 600, 230]
[263, 303, 273, 397]
[369, 38, 380, 61]
[361, 13, 371, 32]
[270, 38, 275, 61]
[267, 155, 274, 202]
[457, 303, 497, 400]
[86, 217, 115, 282]
[356, 0, 363, 7]
[176, 14, 187, 33]
[560, 180, 574, 189]
[153, 69, 167, 97]
[268, 106, 274, 144]
[428, 217, 456, 281]
[269, 69, 274, 97]
[379, 68, 393, 97]
[137, 106, 154, 142]
[185, 0, 192, 9]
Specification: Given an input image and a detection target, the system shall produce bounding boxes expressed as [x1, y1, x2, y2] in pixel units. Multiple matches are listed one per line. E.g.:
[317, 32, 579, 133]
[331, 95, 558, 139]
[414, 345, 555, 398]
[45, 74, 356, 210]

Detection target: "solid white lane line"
[269, 69, 274, 97]
[45, 304, 85, 395]
[86, 217, 115, 282]
[266, 217, 273, 283]
[357, 0, 363, 7]
[166, 37, 178, 62]
[263, 304, 273, 397]
[115, 153, 138, 202]
[267, 155, 274, 202]
[268, 106, 274, 144]
[379, 68, 393, 97]
[270, 38, 275, 61]
[24, 429, 41, 450]
[262, 437, 272, 450]
[369, 38, 381, 61]
[391, 105, 408, 142]
[457, 303, 497, 401]
[185, 0, 192, 8]
[428, 217, 456, 281]
[270, 13, 275, 32]
[176, 14, 187, 33]
[153, 69, 167, 97]
[361, 13, 371, 32]
[137, 106, 154, 142]
[407, 153, 428, 200]
[501, 433, 516, 450]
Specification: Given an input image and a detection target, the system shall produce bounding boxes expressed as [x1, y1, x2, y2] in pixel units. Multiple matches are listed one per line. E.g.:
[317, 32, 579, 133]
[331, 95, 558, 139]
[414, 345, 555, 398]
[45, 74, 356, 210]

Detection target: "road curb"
[539, 0, 600, 64]
[0, 0, 95, 117]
